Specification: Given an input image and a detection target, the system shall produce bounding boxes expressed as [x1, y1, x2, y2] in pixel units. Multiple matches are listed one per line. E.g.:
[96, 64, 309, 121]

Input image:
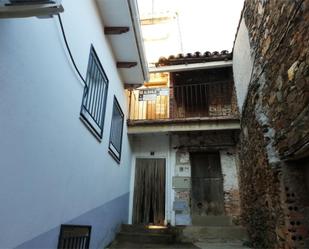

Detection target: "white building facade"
[0, 0, 147, 248]
[0, 1, 244, 248]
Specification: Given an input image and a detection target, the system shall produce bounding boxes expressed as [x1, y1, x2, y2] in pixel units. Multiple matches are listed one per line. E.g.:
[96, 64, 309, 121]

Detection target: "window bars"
[57, 225, 91, 249]
[109, 97, 124, 162]
[80, 45, 108, 139]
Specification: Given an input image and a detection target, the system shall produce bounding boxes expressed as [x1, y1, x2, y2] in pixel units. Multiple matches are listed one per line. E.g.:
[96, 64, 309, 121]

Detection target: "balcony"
[126, 81, 240, 134]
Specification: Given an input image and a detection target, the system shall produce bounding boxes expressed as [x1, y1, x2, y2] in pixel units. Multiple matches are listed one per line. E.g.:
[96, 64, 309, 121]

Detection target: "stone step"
[116, 231, 175, 244]
[194, 241, 252, 249]
[107, 241, 199, 248]
[182, 226, 248, 242]
[121, 224, 172, 234]
[192, 215, 234, 226]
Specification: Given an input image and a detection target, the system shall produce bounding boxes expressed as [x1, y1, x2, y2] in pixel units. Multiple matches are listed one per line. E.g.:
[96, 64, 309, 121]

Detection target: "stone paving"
[195, 241, 251, 249]
[108, 241, 251, 249]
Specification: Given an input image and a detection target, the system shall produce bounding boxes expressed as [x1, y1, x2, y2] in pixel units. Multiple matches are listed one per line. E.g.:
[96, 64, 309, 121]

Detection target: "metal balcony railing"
[127, 81, 238, 122]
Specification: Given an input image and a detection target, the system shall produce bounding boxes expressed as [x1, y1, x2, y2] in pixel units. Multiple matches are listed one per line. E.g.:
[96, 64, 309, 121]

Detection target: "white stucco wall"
[233, 17, 254, 112]
[220, 149, 241, 216]
[220, 149, 239, 191]
[0, 1, 133, 248]
[129, 134, 174, 224]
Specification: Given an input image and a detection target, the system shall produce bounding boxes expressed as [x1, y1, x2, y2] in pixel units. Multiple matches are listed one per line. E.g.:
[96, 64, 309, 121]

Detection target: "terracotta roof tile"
[156, 50, 232, 66]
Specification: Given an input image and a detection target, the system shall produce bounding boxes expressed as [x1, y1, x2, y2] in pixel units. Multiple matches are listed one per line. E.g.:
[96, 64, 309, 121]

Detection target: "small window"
[109, 97, 124, 162]
[80, 45, 108, 139]
[57, 225, 91, 249]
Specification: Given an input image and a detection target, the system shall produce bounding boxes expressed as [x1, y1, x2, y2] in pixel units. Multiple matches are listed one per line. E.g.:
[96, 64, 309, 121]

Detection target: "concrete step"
[116, 231, 175, 244]
[121, 224, 172, 234]
[107, 241, 199, 248]
[192, 215, 233, 226]
[182, 226, 248, 242]
[194, 241, 251, 249]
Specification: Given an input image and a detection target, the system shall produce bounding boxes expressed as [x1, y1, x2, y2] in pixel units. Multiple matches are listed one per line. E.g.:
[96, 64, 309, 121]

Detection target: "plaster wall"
[141, 14, 182, 65]
[129, 134, 174, 225]
[233, 17, 254, 111]
[220, 149, 241, 217]
[0, 1, 132, 248]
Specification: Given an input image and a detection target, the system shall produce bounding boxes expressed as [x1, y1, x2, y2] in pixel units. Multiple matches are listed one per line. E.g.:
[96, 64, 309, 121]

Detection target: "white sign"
[138, 88, 169, 101]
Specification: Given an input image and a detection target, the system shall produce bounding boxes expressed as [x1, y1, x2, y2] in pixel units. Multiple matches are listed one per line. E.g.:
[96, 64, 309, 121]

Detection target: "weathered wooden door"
[191, 152, 224, 217]
[133, 158, 166, 225]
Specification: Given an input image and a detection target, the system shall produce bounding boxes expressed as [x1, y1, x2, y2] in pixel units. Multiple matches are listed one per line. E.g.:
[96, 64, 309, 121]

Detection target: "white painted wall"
[0, 0, 133, 247]
[141, 14, 182, 65]
[220, 149, 239, 192]
[128, 134, 174, 224]
[233, 17, 254, 112]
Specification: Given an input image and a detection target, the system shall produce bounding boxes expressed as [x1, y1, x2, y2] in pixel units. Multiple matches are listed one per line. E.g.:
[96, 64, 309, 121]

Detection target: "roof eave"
[95, 0, 149, 85]
[149, 60, 233, 73]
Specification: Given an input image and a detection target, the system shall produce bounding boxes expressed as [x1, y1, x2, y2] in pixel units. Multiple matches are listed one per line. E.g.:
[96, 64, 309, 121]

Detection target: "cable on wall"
[57, 13, 86, 84]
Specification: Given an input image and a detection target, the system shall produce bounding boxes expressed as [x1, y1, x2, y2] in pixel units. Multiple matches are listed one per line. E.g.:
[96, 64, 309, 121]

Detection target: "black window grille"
[57, 225, 91, 249]
[80, 45, 108, 139]
[109, 97, 124, 162]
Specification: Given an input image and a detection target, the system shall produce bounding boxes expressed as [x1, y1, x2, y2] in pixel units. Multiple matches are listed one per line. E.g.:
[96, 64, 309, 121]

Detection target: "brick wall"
[235, 0, 309, 248]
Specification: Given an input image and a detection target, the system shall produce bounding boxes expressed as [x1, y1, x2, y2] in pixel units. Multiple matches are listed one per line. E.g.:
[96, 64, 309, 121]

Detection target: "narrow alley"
[0, 0, 308, 249]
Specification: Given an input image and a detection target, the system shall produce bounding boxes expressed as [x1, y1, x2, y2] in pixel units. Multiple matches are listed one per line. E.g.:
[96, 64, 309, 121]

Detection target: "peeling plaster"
[254, 72, 280, 164]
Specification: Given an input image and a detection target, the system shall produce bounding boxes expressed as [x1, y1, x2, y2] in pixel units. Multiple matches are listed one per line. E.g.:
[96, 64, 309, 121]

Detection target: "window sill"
[108, 149, 121, 164]
[79, 115, 102, 143]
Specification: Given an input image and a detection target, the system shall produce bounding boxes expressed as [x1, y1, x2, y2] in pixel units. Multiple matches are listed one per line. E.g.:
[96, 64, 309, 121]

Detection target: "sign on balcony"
[138, 88, 169, 101]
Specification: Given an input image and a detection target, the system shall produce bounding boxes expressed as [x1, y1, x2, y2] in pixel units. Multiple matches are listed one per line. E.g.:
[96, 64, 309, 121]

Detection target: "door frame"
[129, 154, 169, 225]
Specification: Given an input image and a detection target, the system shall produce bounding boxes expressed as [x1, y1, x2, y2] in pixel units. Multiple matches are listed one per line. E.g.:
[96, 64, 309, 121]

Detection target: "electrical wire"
[57, 13, 86, 84]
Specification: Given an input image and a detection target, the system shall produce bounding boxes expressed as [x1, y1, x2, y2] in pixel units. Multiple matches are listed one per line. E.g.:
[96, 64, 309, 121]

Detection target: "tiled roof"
[155, 50, 232, 66]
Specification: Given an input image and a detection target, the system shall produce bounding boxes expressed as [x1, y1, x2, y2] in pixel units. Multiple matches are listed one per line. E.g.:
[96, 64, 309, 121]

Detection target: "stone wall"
[234, 0, 309, 248]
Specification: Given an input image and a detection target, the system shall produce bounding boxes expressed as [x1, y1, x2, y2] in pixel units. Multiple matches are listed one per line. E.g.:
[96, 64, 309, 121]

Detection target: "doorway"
[132, 158, 166, 225]
[190, 152, 224, 219]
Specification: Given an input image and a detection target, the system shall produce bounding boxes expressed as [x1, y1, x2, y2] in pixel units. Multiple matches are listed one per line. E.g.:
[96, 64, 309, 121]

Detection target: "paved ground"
[107, 224, 252, 249]
[107, 241, 199, 248]
[107, 241, 251, 249]
[195, 241, 251, 249]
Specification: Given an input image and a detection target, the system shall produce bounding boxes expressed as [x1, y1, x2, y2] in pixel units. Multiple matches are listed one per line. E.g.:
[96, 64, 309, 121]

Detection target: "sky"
[137, 0, 244, 54]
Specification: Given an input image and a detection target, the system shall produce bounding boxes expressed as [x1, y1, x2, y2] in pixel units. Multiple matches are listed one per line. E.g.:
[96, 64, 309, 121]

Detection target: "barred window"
[80, 45, 108, 139]
[109, 97, 124, 162]
[57, 225, 91, 249]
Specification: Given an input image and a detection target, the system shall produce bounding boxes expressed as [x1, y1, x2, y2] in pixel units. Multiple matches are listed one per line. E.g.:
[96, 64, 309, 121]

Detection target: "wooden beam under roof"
[124, 83, 142, 89]
[117, 62, 137, 68]
[104, 26, 130, 35]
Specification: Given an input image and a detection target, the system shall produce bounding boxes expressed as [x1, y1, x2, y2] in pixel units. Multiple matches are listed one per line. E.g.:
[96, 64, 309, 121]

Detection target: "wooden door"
[133, 158, 166, 225]
[191, 152, 224, 217]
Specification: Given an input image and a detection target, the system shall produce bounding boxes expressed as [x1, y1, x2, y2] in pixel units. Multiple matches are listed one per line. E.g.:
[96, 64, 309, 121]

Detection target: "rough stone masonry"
[235, 0, 309, 248]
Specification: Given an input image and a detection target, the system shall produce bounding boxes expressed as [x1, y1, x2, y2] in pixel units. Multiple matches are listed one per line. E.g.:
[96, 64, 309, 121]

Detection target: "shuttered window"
[109, 97, 124, 162]
[80, 45, 108, 139]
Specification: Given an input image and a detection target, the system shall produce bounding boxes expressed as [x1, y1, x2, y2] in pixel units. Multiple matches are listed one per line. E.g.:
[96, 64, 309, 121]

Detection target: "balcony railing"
[127, 81, 238, 122]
